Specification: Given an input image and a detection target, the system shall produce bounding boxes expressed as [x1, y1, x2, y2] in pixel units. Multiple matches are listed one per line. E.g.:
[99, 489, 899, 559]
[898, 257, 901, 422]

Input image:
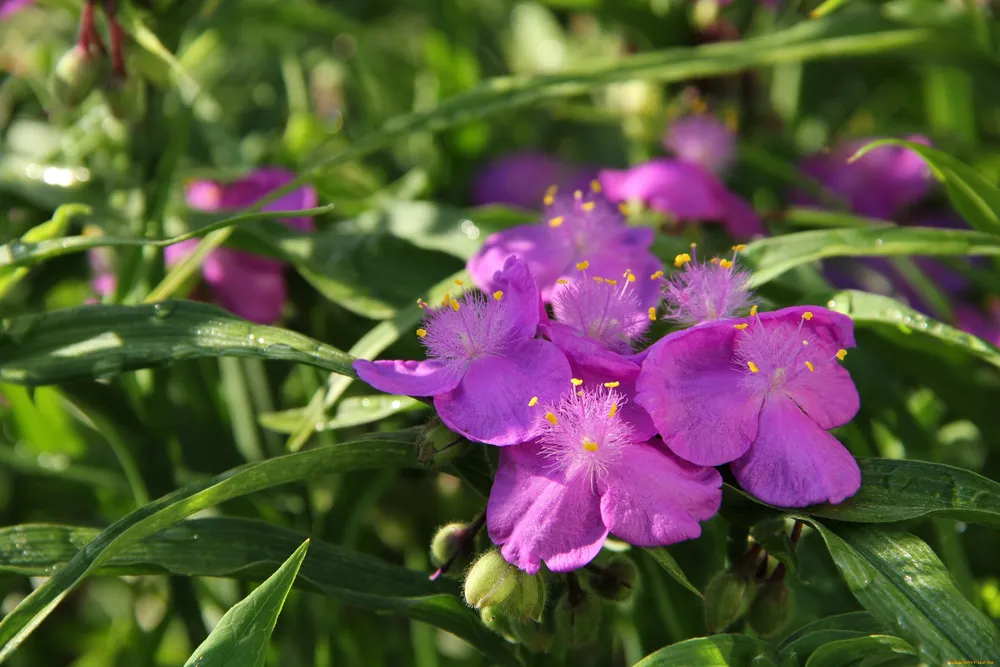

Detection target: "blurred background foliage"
[1, 0, 1000, 665]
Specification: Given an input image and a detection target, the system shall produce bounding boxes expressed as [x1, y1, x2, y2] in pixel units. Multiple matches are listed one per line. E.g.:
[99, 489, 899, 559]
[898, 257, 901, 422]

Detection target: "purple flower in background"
[467, 185, 664, 308]
[471, 151, 597, 209]
[0, 0, 33, 17]
[598, 160, 764, 240]
[661, 248, 754, 325]
[165, 167, 317, 324]
[637, 306, 861, 507]
[354, 256, 571, 446]
[955, 299, 1000, 346]
[664, 115, 736, 174]
[487, 384, 722, 573]
[797, 135, 933, 220]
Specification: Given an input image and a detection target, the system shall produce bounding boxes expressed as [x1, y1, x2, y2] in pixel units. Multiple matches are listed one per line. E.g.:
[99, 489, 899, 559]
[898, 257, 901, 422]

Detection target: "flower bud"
[704, 569, 756, 634]
[430, 522, 470, 568]
[51, 45, 102, 109]
[417, 418, 467, 467]
[498, 570, 546, 622]
[554, 592, 602, 647]
[506, 616, 554, 652]
[479, 606, 513, 640]
[464, 550, 518, 609]
[747, 578, 793, 637]
[584, 555, 638, 602]
[103, 72, 146, 122]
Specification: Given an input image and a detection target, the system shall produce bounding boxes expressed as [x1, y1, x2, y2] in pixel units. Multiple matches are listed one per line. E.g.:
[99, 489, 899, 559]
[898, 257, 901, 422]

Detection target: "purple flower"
[471, 151, 597, 210]
[955, 299, 1000, 346]
[664, 115, 736, 174]
[164, 167, 317, 324]
[796, 135, 932, 220]
[0, 0, 32, 17]
[636, 306, 861, 507]
[354, 256, 572, 446]
[467, 186, 664, 308]
[487, 384, 722, 573]
[598, 159, 764, 240]
[661, 248, 754, 325]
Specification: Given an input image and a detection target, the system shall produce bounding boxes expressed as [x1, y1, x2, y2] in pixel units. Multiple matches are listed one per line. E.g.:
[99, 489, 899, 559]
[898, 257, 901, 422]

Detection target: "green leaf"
[0, 203, 89, 299]
[808, 458, 1000, 528]
[644, 547, 703, 598]
[348, 200, 483, 259]
[778, 612, 888, 663]
[803, 522, 1000, 665]
[634, 634, 778, 667]
[183, 539, 310, 667]
[742, 226, 1000, 288]
[259, 395, 425, 434]
[803, 635, 919, 667]
[0, 300, 355, 386]
[851, 139, 1000, 234]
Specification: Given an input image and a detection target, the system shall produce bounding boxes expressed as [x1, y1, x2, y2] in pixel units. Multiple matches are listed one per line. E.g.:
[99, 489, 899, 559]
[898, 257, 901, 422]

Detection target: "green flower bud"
[585, 555, 638, 602]
[704, 569, 757, 634]
[506, 615, 554, 653]
[479, 606, 513, 640]
[464, 550, 518, 609]
[498, 570, 546, 622]
[417, 418, 467, 467]
[103, 72, 146, 122]
[747, 578, 793, 637]
[430, 522, 470, 568]
[51, 45, 102, 109]
[692, 0, 721, 29]
[554, 592, 602, 647]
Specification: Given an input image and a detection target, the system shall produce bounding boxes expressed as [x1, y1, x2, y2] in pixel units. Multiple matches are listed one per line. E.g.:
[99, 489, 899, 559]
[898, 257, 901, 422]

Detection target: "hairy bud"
[464, 550, 519, 609]
[554, 591, 602, 647]
[704, 569, 756, 634]
[417, 417, 467, 467]
[430, 522, 471, 568]
[51, 45, 102, 108]
[585, 555, 638, 602]
[747, 576, 793, 637]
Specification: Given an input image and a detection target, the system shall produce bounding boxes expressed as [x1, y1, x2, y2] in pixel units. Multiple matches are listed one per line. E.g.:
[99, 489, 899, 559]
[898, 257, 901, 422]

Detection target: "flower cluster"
[356, 187, 863, 575]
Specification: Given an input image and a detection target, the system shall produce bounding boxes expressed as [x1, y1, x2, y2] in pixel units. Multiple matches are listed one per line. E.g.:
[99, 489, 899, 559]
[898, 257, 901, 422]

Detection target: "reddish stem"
[428, 513, 486, 581]
[104, 0, 126, 76]
[78, 0, 105, 55]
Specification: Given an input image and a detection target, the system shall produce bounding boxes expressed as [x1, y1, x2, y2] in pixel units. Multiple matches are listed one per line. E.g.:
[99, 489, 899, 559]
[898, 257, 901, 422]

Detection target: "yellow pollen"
[577, 390, 584, 396]
[805, 361, 815, 372]
[719, 259, 733, 269]
[674, 253, 691, 267]
[747, 361, 759, 373]
[441, 292, 450, 306]
[574, 190, 583, 201]
[593, 276, 604, 283]
[734, 323, 749, 330]
[710, 257, 721, 265]
[543, 185, 557, 206]
[528, 396, 538, 407]
[416, 299, 425, 309]
[545, 412, 558, 425]
[733, 244, 746, 252]
[581, 201, 596, 212]
[802, 340, 809, 346]
[608, 403, 618, 418]
[836, 349, 848, 361]
[416, 328, 427, 338]
[449, 299, 460, 311]
[750, 305, 758, 316]
[648, 307, 657, 321]
[626, 272, 636, 283]
[454, 279, 464, 286]
[557, 278, 570, 284]
[548, 216, 565, 228]
[493, 290, 504, 301]
[590, 179, 602, 193]
[650, 270, 664, 280]
[603, 381, 620, 388]
[606, 279, 617, 285]
[576, 260, 590, 271]
[571, 378, 583, 387]
[690, 242, 698, 249]
[582, 438, 599, 452]
[802, 311, 814, 321]
[618, 203, 630, 215]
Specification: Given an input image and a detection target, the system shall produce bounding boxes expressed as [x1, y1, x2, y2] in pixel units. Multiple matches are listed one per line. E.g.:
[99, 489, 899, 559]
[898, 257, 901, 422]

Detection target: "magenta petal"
[636, 323, 760, 466]
[599, 161, 725, 221]
[164, 238, 200, 267]
[468, 225, 574, 300]
[207, 261, 288, 324]
[434, 339, 571, 445]
[488, 443, 608, 574]
[718, 189, 765, 240]
[731, 396, 861, 507]
[491, 255, 543, 341]
[599, 440, 722, 546]
[354, 359, 462, 397]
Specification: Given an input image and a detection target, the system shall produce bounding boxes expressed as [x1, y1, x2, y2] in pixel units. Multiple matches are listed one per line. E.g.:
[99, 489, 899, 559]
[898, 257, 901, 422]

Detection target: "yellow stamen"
[650, 270, 664, 280]
[606, 279, 618, 285]
[548, 216, 565, 228]
[574, 189, 583, 201]
[802, 311, 814, 321]
[545, 412, 558, 425]
[618, 203, 630, 215]
[454, 279, 464, 286]
[441, 292, 450, 306]
[802, 340, 809, 346]
[528, 396, 538, 407]
[719, 259, 733, 269]
[734, 323, 749, 330]
[805, 361, 815, 372]
[674, 253, 691, 268]
[590, 179, 602, 193]
[747, 361, 759, 373]
[557, 278, 570, 285]
[836, 349, 848, 361]
[625, 270, 636, 282]
[571, 378, 583, 387]
[710, 257, 721, 265]
[603, 381, 620, 388]
[416, 328, 427, 338]
[648, 307, 657, 321]
[732, 244, 746, 252]
[576, 260, 590, 271]
[449, 299, 460, 311]
[581, 201, 596, 212]
[493, 290, 504, 301]
[543, 185, 557, 206]
[593, 276, 605, 284]
[608, 403, 618, 418]
[582, 438, 599, 452]
[577, 390, 584, 396]
[750, 305, 758, 316]
[416, 299, 425, 309]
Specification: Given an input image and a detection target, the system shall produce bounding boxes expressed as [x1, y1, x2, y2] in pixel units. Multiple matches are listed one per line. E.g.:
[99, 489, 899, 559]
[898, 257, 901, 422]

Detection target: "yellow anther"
[493, 290, 504, 301]
[603, 381, 620, 388]
[648, 307, 657, 321]
[732, 244, 746, 252]
[836, 349, 848, 361]
[581, 201, 596, 212]
[802, 340, 809, 346]
[590, 179, 602, 193]
[582, 438, 599, 452]
[454, 279, 464, 286]
[441, 292, 450, 306]
[416, 298, 426, 309]
[608, 403, 619, 418]
[747, 361, 759, 374]
[577, 390, 584, 396]
[557, 278, 570, 284]
[543, 185, 557, 206]
[674, 253, 691, 268]
[574, 189, 583, 201]
[593, 276, 605, 284]
[802, 311, 814, 321]
[805, 361, 815, 372]
[606, 279, 618, 286]
[449, 299, 461, 312]
[710, 257, 721, 265]
[627, 273, 636, 282]
[545, 412, 558, 425]
[416, 328, 427, 338]
[618, 203, 630, 215]
[576, 260, 590, 271]
[571, 378, 583, 387]
[548, 216, 565, 228]
[734, 323, 749, 330]
[650, 270, 664, 280]
[528, 396, 539, 407]
[719, 259, 734, 269]
[750, 305, 758, 316]
[690, 242, 698, 249]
